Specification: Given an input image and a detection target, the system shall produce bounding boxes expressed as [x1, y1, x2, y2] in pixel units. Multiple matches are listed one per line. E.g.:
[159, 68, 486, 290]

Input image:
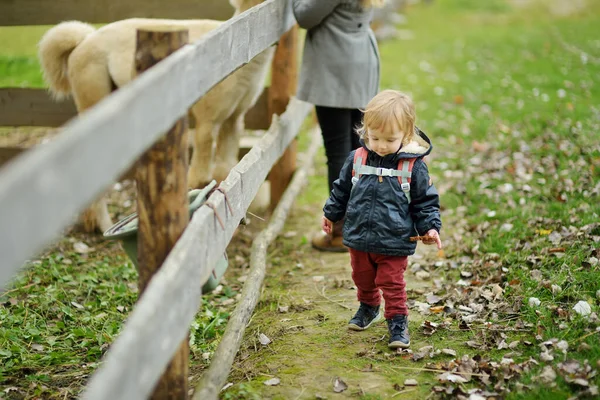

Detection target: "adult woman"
[292, 0, 383, 252]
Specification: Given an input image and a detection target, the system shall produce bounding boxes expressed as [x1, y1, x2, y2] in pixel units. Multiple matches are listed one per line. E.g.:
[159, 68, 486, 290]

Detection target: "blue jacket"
[323, 129, 442, 256]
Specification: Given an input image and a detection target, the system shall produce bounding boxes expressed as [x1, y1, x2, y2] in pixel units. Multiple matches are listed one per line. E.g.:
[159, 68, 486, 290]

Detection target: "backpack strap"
[398, 158, 417, 203]
[351, 148, 418, 203]
[352, 148, 368, 178]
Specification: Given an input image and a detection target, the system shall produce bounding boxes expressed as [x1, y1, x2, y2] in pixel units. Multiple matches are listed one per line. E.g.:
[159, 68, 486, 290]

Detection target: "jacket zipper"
[365, 156, 382, 250]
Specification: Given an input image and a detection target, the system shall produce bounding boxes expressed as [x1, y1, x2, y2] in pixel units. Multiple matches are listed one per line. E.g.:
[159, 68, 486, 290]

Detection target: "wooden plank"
[0, 89, 77, 127]
[0, 146, 25, 167]
[0, 0, 234, 26]
[81, 98, 311, 400]
[0, 140, 260, 173]
[0, 87, 270, 130]
[268, 24, 298, 209]
[0, 0, 296, 289]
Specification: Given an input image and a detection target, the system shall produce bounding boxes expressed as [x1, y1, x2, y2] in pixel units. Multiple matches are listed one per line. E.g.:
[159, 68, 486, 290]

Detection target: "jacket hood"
[359, 127, 433, 163]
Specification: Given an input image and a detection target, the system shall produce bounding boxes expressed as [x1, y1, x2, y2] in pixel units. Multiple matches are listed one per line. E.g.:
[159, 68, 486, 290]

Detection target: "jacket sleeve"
[323, 151, 355, 223]
[292, 0, 342, 30]
[409, 159, 442, 235]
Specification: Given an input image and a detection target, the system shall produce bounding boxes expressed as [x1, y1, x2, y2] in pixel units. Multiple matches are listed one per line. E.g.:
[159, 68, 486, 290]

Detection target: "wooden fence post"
[268, 24, 298, 210]
[135, 28, 190, 400]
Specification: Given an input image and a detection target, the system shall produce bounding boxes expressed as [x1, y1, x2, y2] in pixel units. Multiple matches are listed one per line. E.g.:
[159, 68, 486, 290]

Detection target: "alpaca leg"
[188, 120, 222, 189]
[81, 197, 113, 234]
[71, 64, 114, 233]
[213, 114, 244, 183]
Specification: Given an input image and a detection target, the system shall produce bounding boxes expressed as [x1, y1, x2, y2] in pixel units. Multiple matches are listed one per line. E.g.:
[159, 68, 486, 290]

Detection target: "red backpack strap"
[397, 158, 418, 203]
[397, 158, 417, 184]
[352, 147, 368, 178]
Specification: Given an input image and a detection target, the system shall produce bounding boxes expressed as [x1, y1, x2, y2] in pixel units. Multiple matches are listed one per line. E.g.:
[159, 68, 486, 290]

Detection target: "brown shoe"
[311, 230, 348, 253]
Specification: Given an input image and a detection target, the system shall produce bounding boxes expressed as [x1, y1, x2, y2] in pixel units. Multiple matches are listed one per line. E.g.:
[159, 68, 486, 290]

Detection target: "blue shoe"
[387, 315, 410, 348]
[348, 302, 382, 331]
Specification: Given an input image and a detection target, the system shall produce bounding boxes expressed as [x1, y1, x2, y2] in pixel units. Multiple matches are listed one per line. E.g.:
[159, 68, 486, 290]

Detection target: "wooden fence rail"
[0, 0, 234, 26]
[83, 98, 311, 400]
[0, 0, 296, 289]
[0, 87, 270, 130]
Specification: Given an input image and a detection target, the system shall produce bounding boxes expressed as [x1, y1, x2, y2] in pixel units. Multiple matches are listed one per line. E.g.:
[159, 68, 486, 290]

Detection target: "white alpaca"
[38, 0, 274, 233]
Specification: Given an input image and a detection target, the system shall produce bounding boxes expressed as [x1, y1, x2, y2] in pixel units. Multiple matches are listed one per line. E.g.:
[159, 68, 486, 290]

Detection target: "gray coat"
[292, 0, 380, 109]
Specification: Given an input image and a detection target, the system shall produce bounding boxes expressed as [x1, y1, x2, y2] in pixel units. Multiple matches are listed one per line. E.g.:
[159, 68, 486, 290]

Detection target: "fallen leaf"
[73, 241, 93, 254]
[571, 378, 590, 387]
[429, 305, 445, 313]
[414, 301, 431, 315]
[71, 301, 84, 309]
[259, 333, 271, 345]
[441, 348, 456, 356]
[537, 366, 557, 383]
[31, 344, 44, 352]
[573, 301, 592, 316]
[540, 351, 554, 362]
[548, 247, 566, 253]
[551, 284, 562, 295]
[556, 340, 569, 354]
[460, 270, 473, 278]
[415, 271, 431, 280]
[437, 372, 468, 383]
[333, 377, 348, 393]
[264, 378, 280, 386]
[492, 284, 504, 298]
[426, 293, 442, 304]
[528, 297, 541, 307]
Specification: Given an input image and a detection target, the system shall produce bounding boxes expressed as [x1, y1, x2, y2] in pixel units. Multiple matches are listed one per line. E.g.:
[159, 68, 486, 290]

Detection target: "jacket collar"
[359, 127, 433, 163]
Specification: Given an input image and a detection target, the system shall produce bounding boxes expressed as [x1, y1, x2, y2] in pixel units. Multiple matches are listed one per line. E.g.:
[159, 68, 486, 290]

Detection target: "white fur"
[402, 134, 430, 155]
[38, 0, 271, 232]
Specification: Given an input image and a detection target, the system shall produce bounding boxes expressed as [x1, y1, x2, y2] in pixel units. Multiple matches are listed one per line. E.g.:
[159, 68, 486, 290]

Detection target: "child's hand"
[423, 229, 442, 249]
[322, 216, 333, 234]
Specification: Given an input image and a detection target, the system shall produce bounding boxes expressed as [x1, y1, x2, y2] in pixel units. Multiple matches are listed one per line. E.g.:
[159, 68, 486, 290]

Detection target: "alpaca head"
[229, 0, 265, 14]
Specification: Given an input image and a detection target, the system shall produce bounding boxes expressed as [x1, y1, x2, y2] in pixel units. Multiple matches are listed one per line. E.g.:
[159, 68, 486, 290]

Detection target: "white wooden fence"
[0, 0, 312, 398]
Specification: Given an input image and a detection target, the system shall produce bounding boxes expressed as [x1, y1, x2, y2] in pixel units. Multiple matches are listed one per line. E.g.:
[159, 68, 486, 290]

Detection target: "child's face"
[366, 129, 403, 157]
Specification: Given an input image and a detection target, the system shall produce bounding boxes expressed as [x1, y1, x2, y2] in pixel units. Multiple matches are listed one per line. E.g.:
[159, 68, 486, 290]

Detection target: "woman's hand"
[322, 216, 333, 234]
[423, 229, 442, 249]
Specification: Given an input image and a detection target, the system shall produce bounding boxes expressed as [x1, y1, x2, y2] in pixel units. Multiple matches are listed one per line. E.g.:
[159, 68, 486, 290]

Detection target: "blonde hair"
[357, 90, 416, 146]
[361, 0, 386, 8]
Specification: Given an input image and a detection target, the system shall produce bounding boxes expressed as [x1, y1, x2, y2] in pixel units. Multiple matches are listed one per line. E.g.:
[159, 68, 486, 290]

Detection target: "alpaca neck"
[233, 0, 261, 16]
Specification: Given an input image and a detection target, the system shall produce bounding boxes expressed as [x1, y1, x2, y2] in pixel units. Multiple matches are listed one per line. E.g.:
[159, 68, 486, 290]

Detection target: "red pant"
[349, 249, 408, 319]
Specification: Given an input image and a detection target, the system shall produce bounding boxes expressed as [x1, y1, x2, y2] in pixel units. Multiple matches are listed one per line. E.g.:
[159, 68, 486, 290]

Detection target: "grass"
[375, 0, 600, 396]
[1, 0, 600, 398]
[0, 25, 49, 88]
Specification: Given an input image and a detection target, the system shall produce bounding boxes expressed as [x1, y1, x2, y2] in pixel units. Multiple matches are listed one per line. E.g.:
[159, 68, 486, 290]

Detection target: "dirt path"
[216, 147, 446, 399]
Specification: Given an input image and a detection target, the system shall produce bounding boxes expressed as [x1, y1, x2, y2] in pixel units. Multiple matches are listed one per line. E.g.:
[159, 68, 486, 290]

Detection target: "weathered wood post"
[268, 24, 299, 209]
[134, 28, 190, 400]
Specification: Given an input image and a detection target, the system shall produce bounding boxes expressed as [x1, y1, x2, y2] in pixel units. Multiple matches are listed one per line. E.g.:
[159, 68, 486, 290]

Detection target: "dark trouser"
[349, 249, 409, 319]
[315, 106, 363, 192]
